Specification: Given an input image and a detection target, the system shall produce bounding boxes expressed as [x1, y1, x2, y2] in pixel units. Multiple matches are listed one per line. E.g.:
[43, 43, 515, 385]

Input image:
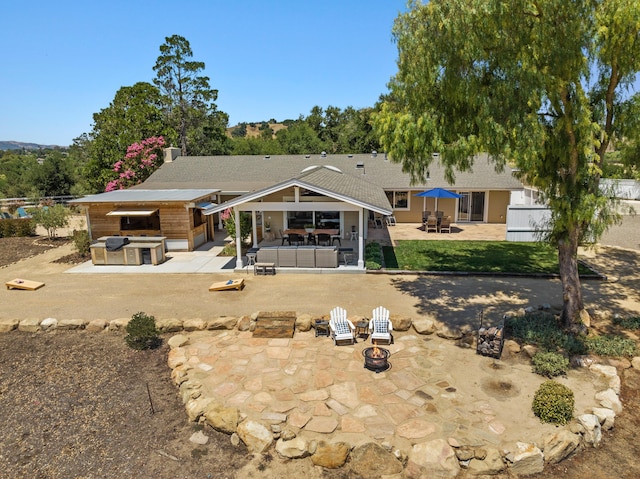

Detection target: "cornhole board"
[209, 278, 245, 291]
[6, 278, 45, 291]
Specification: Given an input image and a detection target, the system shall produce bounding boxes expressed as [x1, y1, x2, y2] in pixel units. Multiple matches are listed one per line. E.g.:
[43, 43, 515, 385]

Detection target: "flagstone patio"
[169, 327, 603, 457]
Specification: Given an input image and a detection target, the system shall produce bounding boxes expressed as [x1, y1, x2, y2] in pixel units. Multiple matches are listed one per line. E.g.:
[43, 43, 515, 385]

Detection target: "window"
[386, 191, 409, 210]
[120, 213, 160, 231]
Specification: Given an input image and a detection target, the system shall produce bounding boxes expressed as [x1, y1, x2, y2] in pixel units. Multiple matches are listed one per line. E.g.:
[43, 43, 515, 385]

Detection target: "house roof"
[137, 152, 523, 193]
[205, 165, 393, 216]
[69, 188, 219, 204]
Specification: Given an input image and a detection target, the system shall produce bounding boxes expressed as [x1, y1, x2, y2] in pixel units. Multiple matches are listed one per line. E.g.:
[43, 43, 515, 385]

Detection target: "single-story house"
[71, 148, 531, 269]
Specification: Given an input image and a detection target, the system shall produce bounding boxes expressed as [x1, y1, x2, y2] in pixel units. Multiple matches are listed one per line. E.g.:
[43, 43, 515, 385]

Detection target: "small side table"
[355, 320, 369, 339]
[315, 320, 330, 337]
[246, 248, 259, 268]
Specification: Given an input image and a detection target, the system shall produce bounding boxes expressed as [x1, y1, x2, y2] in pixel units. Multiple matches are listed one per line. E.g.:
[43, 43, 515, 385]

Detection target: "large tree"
[83, 82, 172, 192]
[153, 34, 227, 155]
[375, 0, 640, 330]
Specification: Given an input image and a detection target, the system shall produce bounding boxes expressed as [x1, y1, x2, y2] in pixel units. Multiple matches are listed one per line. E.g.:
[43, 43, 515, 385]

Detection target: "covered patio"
[204, 166, 393, 271]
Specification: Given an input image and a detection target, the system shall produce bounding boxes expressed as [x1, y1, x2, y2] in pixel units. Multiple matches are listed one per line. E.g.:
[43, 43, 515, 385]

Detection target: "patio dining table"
[284, 229, 340, 245]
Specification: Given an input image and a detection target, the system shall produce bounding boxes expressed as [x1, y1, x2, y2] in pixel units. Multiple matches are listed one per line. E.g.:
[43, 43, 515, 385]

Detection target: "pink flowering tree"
[105, 136, 166, 191]
[220, 208, 252, 245]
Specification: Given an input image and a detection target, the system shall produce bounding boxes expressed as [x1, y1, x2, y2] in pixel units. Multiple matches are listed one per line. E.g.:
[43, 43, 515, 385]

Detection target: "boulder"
[509, 442, 544, 475]
[18, 318, 41, 333]
[521, 344, 538, 359]
[182, 318, 207, 331]
[236, 420, 273, 453]
[40, 317, 58, 331]
[237, 315, 251, 331]
[595, 388, 623, 414]
[542, 429, 581, 464]
[0, 319, 19, 333]
[204, 402, 239, 434]
[577, 414, 602, 447]
[184, 396, 215, 422]
[592, 407, 616, 431]
[207, 316, 238, 330]
[631, 356, 640, 370]
[437, 325, 463, 340]
[504, 339, 521, 354]
[167, 334, 189, 350]
[406, 439, 460, 479]
[295, 314, 312, 332]
[156, 318, 183, 333]
[311, 441, 351, 468]
[275, 436, 310, 459]
[590, 364, 620, 394]
[412, 318, 436, 335]
[390, 314, 412, 331]
[189, 430, 209, 445]
[57, 319, 87, 330]
[86, 319, 108, 332]
[349, 442, 403, 478]
[467, 447, 505, 475]
[108, 317, 131, 331]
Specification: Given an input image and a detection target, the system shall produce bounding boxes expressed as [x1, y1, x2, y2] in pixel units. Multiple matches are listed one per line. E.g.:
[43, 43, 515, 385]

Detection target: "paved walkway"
[172, 328, 599, 455]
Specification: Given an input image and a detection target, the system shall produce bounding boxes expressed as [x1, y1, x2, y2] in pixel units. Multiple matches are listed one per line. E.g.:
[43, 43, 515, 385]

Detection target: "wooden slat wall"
[85, 202, 197, 250]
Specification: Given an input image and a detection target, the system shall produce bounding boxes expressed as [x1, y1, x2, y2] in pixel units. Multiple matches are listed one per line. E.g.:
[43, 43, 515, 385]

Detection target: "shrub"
[0, 218, 35, 238]
[532, 380, 574, 425]
[365, 261, 382, 270]
[505, 311, 587, 356]
[613, 315, 640, 330]
[532, 351, 569, 378]
[584, 334, 638, 357]
[31, 205, 70, 239]
[365, 241, 383, 267]
[125, 312, 161, 350]
[72, 229, 91, 257]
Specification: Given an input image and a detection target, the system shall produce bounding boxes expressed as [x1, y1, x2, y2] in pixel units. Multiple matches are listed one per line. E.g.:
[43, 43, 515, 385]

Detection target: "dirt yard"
[1, 235, 639, 478]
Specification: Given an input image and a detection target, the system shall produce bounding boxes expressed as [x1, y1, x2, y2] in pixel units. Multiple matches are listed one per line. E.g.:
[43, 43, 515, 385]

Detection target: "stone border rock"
[1, 307, 634, 478]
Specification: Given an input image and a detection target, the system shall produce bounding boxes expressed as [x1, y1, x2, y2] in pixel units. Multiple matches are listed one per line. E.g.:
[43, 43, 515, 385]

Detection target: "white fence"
[0, 195, 77, 208]
[600, 179, 640, 200]
[506, 205, 551, 242]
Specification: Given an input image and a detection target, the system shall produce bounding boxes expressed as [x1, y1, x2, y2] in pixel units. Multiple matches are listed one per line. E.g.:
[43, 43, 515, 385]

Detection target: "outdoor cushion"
[334, 320, 352, 335]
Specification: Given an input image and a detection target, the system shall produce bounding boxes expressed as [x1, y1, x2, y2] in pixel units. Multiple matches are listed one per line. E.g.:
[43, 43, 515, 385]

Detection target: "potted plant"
[265, 220, 271, 232]
[304, 223, 315, 233]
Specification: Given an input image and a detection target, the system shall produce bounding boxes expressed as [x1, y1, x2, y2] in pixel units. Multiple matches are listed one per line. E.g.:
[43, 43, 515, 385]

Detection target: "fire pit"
[362, 346, 391, 372]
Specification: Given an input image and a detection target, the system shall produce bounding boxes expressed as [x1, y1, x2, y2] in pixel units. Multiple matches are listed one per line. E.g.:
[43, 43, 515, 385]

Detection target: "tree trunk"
[558, 233, 588, 333]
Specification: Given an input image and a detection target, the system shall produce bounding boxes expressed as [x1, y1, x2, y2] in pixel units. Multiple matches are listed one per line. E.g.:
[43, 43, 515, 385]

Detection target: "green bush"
[613, 315, 640, 330]
[532, 380, 574, 425]
[125, 312, 161, 350]
[72, 229, 91, 256]
[0, 218, 35, 238]
[31, 205, 70, 239]
[365, 261, 382, 270]
[532, 351, 569, 378]
[365, 241, 383, 267]
[505, 312, 587, 356]
[584, 334, 638, 358]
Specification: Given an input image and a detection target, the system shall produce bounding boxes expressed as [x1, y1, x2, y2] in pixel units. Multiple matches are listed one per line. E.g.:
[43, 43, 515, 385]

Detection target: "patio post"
[251, 210, 258, 248]
[357, 209, 364, 268]
[234, 207, 243, 269]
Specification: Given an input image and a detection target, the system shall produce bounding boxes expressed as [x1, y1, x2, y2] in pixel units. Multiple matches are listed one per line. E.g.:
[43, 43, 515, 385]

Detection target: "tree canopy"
[153, 34, 227, 156]
[374, 0, 640, 329]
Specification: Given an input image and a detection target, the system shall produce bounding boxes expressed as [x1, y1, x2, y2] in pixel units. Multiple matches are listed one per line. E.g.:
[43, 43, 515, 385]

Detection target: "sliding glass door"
[457, 192, 485, 222]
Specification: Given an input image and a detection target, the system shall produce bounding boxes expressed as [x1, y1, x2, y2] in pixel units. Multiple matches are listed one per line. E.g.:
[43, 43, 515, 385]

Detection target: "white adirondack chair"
[369, 306, 393, 345]
[329, 306, 355, 345]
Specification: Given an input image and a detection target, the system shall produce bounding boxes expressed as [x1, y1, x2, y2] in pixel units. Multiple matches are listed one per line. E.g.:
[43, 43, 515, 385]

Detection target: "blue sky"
[0, 1, 406, 146]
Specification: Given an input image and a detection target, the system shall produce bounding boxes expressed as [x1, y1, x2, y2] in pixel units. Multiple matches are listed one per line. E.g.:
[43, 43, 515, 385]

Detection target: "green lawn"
[382, 240, 594, 275]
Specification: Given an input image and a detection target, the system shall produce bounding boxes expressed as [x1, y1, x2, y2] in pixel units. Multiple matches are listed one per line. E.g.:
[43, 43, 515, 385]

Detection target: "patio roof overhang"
[106, 209, 158, 216]
[203, 166, 393, 216]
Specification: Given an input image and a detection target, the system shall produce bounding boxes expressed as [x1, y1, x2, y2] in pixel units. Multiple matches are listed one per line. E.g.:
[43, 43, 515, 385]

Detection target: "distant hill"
[226, 122, 288, 139]
[0, 141, 64, 151]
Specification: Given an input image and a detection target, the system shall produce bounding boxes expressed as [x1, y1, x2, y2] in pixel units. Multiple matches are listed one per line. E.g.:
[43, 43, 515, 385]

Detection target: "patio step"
[252, 311, 296, 338]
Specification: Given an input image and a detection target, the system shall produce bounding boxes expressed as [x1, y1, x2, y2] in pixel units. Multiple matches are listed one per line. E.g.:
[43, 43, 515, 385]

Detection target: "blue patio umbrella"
[414, 187, 462, 212]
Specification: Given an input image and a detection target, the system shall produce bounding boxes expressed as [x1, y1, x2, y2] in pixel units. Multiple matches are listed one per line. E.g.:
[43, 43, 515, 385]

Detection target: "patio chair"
[422, 211, 432, 223]
[287, 233, 303, 246]
[317, 233, 331, 246]
[279, 229, 289, 246]
[369, 306, 393, 345]
[425, 215, 438, 232]
[385, 215, 397, 226]
[440, 216, 452, 233]
[329, 306, 355, 345]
